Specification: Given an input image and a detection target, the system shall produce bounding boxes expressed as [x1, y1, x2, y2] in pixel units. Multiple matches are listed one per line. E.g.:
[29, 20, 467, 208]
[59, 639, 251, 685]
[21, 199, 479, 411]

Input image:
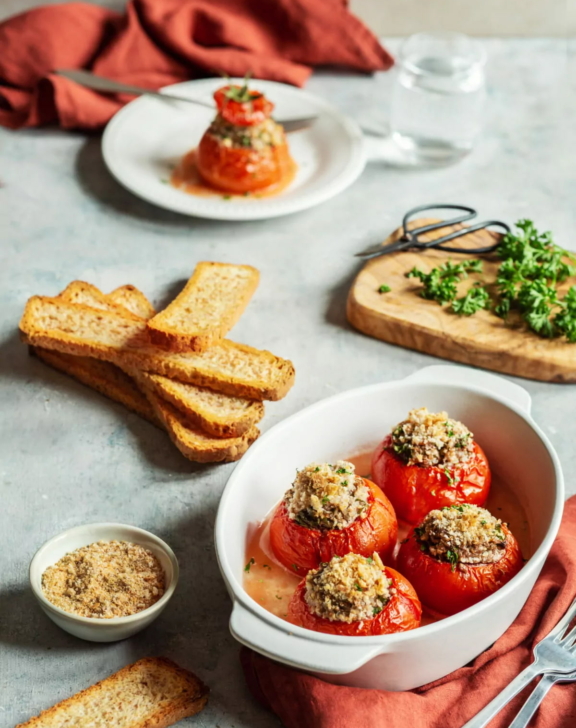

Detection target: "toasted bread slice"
[31, 347, 161, 427]
[55, 283, 265, 435]
[16, 657, 208, 728]
[147, 262, 260, 352]
[20, 297, 295, 401]
[137, 371, 264, 438]
[108, 284, 156, 319]
[139, 380, 260, 462]
[59, 281, 143, 321]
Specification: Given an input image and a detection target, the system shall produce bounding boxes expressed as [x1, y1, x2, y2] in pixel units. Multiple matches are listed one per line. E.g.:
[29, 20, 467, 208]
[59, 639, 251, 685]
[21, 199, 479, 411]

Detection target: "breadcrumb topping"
[391, 407, 474, 468]
[415, 504, 506, 567]
[208, 115, 286, 150]
[305, 553, 391, 623]
[284, 461, 370, 530]
[42, 540, 166, 618]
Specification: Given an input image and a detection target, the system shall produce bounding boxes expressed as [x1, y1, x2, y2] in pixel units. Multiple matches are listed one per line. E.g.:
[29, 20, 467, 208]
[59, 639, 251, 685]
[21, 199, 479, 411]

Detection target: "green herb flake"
[222, 194, 232, 200]
[378, 284, 391, 294]
[244, 557, 255, 572]
[445, 549, 459, 572]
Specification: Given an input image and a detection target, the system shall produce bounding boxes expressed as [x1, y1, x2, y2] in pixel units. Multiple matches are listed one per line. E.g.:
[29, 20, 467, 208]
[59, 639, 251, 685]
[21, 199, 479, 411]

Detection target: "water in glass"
[390, 33, 486, 165]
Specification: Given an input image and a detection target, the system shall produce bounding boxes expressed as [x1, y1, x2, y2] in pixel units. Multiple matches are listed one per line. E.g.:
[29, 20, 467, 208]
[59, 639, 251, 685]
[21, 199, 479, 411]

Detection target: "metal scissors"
[355, 204, 511, 258]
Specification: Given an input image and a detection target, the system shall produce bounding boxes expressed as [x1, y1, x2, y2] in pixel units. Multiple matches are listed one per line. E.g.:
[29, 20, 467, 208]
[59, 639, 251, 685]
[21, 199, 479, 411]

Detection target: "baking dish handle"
[403, 365, 532, 414]
[230, 602, 382, 674]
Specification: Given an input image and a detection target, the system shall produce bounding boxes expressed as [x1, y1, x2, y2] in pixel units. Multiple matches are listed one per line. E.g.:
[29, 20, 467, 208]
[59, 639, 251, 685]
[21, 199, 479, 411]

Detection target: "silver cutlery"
[461, 596, 576, 728]
[54, 69, 317, 132]
[508, 667, 576, 728]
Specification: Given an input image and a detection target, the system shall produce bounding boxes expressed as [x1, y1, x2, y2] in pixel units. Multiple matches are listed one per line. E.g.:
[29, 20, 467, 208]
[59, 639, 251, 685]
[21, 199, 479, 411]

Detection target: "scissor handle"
[429, 220, 511, 253]
[402, 204, 477, 239]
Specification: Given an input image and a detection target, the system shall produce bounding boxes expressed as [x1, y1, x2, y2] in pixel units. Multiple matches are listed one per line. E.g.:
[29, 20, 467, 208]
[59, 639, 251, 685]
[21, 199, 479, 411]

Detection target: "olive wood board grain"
[346, 218, 576, 383]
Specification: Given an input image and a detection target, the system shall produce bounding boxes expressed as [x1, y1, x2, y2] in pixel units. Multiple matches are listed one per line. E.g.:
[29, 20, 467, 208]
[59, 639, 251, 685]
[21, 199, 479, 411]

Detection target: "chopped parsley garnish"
[262, 564, 271, 569]
[335, 467, 349, 475]
[378, 284, 391, 294]
[451, 283, 490, 316]
[407, 220, 576, 342]
[372, 605, 383, 616]
[445, 549, 459, 572]
[222, 194, 232, 200]
[444, 470, 460, 486]
[314, 466, 321, 472]
[365, 556, 374, 564]
[292, 563, 300, 572]
[407, 259, 483, 304]
[244, 557, 255, 572]
[354, 583, 364, 592]
[321, 496, 330, 505]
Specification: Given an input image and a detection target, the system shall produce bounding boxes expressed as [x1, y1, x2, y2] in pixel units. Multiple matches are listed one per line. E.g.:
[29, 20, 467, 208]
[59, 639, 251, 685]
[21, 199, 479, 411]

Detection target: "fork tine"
[551, 597, 576, 642]
[560, 624, 576, 647]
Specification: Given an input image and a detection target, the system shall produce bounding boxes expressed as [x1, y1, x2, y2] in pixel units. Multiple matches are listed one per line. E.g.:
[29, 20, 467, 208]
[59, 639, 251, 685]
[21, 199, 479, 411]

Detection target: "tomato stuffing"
[396, 521, 523, 616]
[372, 435, 491, 526]
[288, 565, 422, 636]
[269, 478, 398, 574]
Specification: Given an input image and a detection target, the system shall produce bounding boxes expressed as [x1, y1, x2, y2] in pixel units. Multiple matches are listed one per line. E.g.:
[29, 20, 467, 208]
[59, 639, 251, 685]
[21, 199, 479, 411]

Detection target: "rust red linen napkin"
[0, 0, 393, 130]
[241, 495, 576, 728]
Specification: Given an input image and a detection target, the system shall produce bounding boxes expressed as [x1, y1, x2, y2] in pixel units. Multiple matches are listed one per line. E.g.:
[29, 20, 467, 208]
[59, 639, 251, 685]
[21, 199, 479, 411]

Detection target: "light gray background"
[1, 10, 575, 727]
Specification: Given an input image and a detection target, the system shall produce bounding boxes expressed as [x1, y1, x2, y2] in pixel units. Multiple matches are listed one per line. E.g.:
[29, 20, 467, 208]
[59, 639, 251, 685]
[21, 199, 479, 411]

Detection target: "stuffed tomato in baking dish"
[269, 461, 398, 573]
[372, 407, 491, 525]
[288, 552, 421, 636]
[397, 503, 523, 616]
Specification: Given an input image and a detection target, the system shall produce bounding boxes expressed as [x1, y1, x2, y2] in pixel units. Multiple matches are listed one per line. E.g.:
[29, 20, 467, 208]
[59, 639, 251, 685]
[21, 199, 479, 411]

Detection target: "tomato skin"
[288, 566, 422, 636]
[396, 524, 523, 616]
[269, 479, 398, 574]
[197, 132, 292, 193]
[371, 435, 491, 526]
[214, 86, 274, 126]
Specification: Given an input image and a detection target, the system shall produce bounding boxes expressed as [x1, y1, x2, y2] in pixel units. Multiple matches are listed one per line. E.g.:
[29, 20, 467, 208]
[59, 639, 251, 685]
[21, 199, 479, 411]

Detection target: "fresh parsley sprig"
[404, 219, 576, 342]
[406, 259, 483, 306]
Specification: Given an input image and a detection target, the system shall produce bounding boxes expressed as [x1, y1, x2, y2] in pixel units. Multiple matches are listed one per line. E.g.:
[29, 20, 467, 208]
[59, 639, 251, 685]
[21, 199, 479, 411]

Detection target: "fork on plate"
[462, 596, 576, 728]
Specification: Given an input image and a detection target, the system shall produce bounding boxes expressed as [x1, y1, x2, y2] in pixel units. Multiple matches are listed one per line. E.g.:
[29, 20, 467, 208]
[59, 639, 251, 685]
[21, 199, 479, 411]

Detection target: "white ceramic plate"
[102, 78, 366, 220]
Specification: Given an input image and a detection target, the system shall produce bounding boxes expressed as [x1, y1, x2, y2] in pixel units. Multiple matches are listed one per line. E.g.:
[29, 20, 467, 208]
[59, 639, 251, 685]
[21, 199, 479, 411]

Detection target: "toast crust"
[20, 296, 295, 401]
[59, 281, 144, 321]
[147, 262, 260, 352]
[108, 284, 156, 319]
[138, 371, 265, 438]
[139, 381, 260, 462]
[16, 657, 209, 728]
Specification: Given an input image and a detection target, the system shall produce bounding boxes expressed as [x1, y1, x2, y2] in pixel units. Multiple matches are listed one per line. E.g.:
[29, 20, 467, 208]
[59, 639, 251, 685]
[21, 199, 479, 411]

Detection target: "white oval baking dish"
[215, 365, 564, 691]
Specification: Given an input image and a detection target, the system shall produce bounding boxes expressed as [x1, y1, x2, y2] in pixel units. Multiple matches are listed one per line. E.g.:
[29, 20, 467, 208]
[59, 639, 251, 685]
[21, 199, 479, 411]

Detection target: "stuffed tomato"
[288, 552, 421, 636]
[197, 80, 294, 194]
[372, 407, 491, 525]
[397, 504, 523, 616]
[269, 461, 398, 574]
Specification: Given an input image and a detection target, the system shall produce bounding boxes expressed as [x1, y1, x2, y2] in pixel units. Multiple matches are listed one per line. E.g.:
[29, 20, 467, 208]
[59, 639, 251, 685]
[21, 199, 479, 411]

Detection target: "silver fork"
[461, 597, 576, 728]
[508, 665, 576, 728]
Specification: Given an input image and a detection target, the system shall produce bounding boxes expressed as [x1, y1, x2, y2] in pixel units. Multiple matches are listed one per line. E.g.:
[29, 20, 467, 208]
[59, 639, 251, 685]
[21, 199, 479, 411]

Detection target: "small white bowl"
[30, 523, 179, 642]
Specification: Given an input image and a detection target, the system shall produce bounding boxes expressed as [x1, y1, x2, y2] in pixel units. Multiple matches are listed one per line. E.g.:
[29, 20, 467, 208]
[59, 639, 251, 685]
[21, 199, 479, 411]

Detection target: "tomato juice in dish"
[243, 451, 530, 627]
[170, 79, 297, 199]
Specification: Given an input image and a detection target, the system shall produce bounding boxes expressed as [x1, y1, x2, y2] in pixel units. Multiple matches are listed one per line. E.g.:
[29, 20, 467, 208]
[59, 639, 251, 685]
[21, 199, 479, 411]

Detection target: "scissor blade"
[354, 239, 408, 258]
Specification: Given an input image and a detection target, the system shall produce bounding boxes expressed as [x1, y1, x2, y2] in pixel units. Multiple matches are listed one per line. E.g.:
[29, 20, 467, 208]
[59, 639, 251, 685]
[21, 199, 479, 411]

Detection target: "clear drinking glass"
[390, 32, 486, 165]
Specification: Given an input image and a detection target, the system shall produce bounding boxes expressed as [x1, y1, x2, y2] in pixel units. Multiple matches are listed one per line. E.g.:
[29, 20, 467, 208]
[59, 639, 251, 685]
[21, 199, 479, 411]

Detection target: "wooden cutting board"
[347, 218, 576, 383]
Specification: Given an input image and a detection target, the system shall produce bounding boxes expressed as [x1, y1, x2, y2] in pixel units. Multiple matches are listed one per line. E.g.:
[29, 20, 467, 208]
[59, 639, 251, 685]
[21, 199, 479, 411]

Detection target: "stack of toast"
[19, 262, 295, 463]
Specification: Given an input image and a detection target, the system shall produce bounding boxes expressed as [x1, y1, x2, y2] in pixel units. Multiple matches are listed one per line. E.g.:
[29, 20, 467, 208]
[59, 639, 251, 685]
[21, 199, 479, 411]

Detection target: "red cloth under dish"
[241, 495, 576, 728]
[0, 0, 393, 130]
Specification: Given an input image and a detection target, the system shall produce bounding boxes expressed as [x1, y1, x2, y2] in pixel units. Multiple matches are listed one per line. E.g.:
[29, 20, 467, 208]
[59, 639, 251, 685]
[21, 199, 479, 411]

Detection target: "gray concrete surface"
[1, 35, 575, 727]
